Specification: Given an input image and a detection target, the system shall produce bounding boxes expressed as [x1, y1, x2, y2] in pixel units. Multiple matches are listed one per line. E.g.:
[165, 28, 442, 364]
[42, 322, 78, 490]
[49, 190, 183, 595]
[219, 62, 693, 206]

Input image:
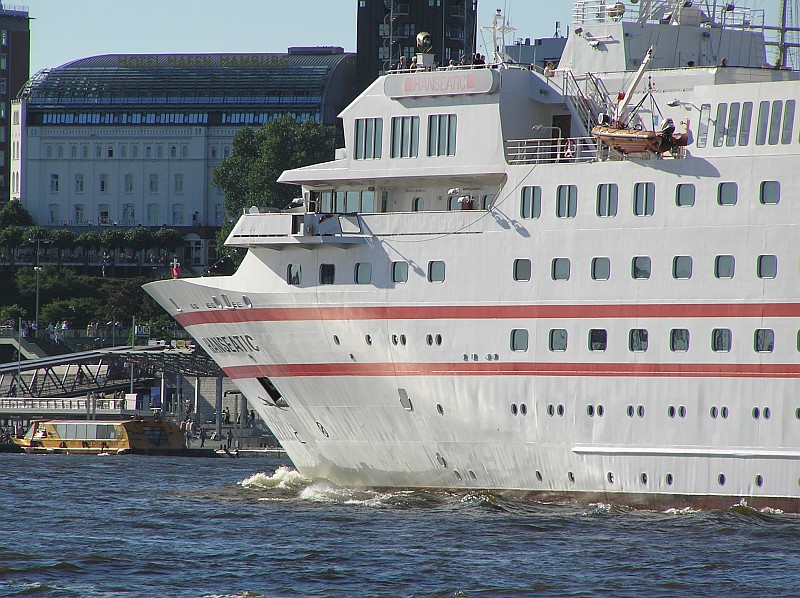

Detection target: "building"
[10, 49, 356, 268]
[356, 0, 478, 91]
[505, 36, 568, 70]
[0, 4, 29, 203]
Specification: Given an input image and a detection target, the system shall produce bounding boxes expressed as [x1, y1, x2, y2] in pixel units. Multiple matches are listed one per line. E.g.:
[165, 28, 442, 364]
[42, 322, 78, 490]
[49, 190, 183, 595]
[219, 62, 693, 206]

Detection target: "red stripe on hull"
[174, 303, 800, 327]
[223, 362, 800, 380]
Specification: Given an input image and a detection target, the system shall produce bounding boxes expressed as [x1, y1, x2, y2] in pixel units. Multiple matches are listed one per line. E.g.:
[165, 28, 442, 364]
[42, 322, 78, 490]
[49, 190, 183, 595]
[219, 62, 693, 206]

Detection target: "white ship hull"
[146, 1, 800, 510]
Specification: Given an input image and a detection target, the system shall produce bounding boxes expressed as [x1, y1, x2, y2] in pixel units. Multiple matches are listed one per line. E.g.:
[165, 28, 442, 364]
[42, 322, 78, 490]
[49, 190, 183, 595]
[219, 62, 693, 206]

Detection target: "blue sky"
[22, 1, 574, 74]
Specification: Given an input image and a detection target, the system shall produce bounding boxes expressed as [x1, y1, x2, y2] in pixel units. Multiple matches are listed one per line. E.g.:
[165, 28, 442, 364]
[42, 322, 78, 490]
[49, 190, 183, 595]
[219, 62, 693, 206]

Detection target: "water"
[1, 456, 799, 597]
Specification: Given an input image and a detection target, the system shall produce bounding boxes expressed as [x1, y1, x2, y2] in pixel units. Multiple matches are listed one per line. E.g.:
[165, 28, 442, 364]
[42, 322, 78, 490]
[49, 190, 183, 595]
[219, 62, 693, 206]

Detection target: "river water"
[1, 455, 798, 597]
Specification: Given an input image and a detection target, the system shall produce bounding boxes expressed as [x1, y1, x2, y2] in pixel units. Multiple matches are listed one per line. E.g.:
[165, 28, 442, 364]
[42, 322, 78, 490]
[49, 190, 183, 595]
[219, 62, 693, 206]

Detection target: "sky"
[20, 0, 574, 75]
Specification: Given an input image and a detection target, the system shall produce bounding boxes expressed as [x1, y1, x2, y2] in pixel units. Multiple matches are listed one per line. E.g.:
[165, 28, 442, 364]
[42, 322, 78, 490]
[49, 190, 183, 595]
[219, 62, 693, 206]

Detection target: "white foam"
[239, 466, 311, 491]
[663, 506, 700, 515]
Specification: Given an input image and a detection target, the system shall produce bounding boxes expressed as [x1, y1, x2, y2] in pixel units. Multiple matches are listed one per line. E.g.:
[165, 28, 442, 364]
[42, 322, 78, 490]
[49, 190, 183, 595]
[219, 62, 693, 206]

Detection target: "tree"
[99, 277, 166, 325]
[0, 201, 33, 228]
[0, 225, 24, 267]
[101, 227, 126, 276]
[40, 297, 101, 329]
[0, 304, 27, 322]
[124, 227, 153, 273]
[212, 115, 339, 215]
[154, 227, 184, 259]
[76, 231, 102, 273]
[50, 229, 76, 267]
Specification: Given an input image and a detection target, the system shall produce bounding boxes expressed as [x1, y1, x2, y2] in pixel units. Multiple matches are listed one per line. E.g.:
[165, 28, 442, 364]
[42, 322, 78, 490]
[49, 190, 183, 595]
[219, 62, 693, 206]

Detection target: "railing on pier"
[0, 395, 131, 415]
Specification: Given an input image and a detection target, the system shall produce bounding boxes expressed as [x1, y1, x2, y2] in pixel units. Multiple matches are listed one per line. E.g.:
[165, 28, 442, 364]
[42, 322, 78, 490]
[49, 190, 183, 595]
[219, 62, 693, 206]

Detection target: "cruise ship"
[145, 0, 800, 511]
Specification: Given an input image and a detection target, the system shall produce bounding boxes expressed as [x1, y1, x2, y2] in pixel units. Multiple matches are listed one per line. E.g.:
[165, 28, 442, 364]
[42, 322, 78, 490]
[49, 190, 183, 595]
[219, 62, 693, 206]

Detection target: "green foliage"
[153, 228, 184, 253]
[98, 277, 165, 324]
[76, 231, 102, 250]
[101, 227, 126, 251]
[0, 225, 24, 253]
[50, 229, 76, 250]
[0, 201, 33, 227]
[14, 266, 99, 316]
[25, 226, 50, 243]
[40, 297, 102, 328]
[0, 304, 27, 322]
[212, 115, 339, 216]
[124, 227, 153, 251]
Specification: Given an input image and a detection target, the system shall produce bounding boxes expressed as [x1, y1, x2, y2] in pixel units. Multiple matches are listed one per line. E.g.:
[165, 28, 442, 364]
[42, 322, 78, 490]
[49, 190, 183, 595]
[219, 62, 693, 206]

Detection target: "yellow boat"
[13, 418, 186, 455]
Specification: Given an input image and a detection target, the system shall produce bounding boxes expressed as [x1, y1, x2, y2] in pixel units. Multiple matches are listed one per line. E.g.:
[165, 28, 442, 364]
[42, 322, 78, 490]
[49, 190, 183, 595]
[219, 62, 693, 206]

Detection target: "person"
[398, 55, 406, 71]
[544, 61, 555, 77]
[687, 60, 695, 67]
[226, 428, 234, 449]
[224, 406, 230, 424]
[199, 427, 207, 448]
[720, 58, 728, 67]
[249, 409, 255, 427]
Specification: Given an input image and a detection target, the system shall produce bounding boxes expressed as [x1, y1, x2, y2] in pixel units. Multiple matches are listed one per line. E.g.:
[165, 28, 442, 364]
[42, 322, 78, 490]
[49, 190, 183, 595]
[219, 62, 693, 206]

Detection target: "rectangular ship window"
[714, 255, 735, 278]
[549, 329, 567, 352]
[670, 329, 690, 352]
[513, 259, 531, 281]
[588, 329, 607, 351]
[712, 328, 732, 352]
[287, 264, 301, 286]
[520, 186, 541, 219]
[675, 183, 695, 207]
[760, 180, 780, 205]
[392, 261, 408, 283]
[633, 182, 655, 216]
[717, 182, 738, 206]
[591, 257, 610, 281]
[427, 260, 445, 282]
[319, 263, 335, 285]
[551, 257, 570, 281]
[757, 254, 777, 279]
[510, 329, 528, 351]
[596, 183, 618, 217]
[556, 185, 577, 218]
[355, 262, 372, 284]
[672, 256, 693, 279]
[629, 329, 648, 352]
[754, 329, 774, 353]
[632, 256, 651, 280]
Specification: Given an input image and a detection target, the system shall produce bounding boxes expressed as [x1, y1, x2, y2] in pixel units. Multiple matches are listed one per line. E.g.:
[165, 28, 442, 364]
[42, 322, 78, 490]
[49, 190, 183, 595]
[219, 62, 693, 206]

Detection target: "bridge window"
[354, 117, 383, 160]
[725, 102, 740, 146]
[428, 114, 457, 157]
[755, 100, 769, 145]
[713, 103, 727, 147]
[696, 103, 711, 147]
[782, 100, 795, 144]
[391, 116, 419, 158]
[739, 102, 753, 146]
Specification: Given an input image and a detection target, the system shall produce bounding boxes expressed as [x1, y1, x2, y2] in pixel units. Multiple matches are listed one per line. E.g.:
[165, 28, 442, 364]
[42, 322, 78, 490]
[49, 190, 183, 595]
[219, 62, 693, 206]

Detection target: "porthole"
[436, 452, 447, 468]
[426, 334, 434, 346]
[666, 473, 674, 486]
[710, 406, 718, 419]
[668, 405, 676, 418]
[637, 405, 645, 418]
[597, 405, 604, 417]
[391, 334, 398, 345]
[435, 334, 442, 345]
[718, 473, 726, 486]
[468, 470, 477, 481]
[764, 407, 771, 420]
[398, 389, 413, 411]
[752, 407, 760, 420]
[333, 335, 340, 346]
[755, 474, 764, 488]
[520, 403, 528, 416]
[365, 334, 372, 346]
[640, 472, 648, 485]
[454, 470, 462, 481]
[678, 406, 687, 418]
[511, 403, 518, 416]
[627, 405, 634, 418]
[437, 403, 444, 415]
[556, 404, 564, 417]
[607, 472, 614, 484]
[721, 406, 729, 419]
[587, 405, 595, 417]
[400, 334, 407, 346]
[796, 407, 800, 420]
[547, 404, 555, 416]
[316, 422, 329, 437]
[535, 470, 543, 482]
[568, 471, 575, 484]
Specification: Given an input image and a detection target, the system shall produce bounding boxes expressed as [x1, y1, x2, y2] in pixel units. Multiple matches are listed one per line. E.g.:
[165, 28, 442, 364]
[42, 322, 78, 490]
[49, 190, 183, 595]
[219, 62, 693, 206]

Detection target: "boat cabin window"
[355, 262, 372, 285]
[354, 117, 383, 160]
[632, 256, 651, 280]
[362, 190, 375, 212]
[346, 191, 360, 212]
[768, 100, 783, 145]
[713, 103, 727, 147]
[556, 185, 577, 218]
[757, 254, 777, 279]
[782, 100, 796, 144]
[712, 328, 733, 352]
[551, 258, 571, 281]
[427, 260, 446, 283]
[591, 257, 610, 281]
[320, 191, 332, 212]
[412, 197, 424, 212]
[513, 259, 531, 282]
[549, 329, 568, 352]
[482, 194, 494, 210]
[391, 116, 419, 158]
[673, 256, 693, 279]
[428, 114, 457, 157]
[696, 104, 711, 147]
[725, 103, 740, 147]
[633, 182, 655, 216]
[717, 182, 738, 206]
[319, 263, 335, 285]
[714, 255, 735, 279]
[596, 183, 618, 217]
[754, 329, 775, 353]
[676, 184, 695, 207]
[510, 329, 529, 352]
[520, 186, 541, 219]
[629, 329, 649, 352]
[392, 261, 408, 283]
[760, 181, 780, 205]
[755, 101, 770, 145]
[588, 329, 607, 351]
[739, 102, 753, 146]
[287, 264, 302, 286]
[670, 329, 690, 352]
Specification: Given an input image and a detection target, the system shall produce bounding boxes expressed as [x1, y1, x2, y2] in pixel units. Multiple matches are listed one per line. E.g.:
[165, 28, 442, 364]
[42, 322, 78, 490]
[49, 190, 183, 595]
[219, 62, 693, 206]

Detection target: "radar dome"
[416, 32, 433, 52]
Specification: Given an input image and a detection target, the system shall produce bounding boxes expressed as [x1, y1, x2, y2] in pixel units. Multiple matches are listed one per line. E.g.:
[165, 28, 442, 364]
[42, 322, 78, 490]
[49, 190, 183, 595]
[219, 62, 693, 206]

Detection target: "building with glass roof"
[11, 48, 356, 268]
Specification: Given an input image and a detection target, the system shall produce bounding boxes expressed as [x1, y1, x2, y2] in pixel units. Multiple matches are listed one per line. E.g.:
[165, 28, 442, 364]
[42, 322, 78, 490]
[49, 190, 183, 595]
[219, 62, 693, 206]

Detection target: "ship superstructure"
[146, 0, 800, 510]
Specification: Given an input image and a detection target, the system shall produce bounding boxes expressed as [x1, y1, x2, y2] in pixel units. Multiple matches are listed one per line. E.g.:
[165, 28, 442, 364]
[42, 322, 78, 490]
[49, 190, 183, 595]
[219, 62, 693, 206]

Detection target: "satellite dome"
[416, 32, 433, 52]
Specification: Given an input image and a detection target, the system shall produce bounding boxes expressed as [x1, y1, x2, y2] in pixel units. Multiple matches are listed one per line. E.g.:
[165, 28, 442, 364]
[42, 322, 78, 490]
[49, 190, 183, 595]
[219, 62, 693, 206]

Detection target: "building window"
[70, 145, 77, 159]
[520, 186, 541, 219]
[74, 174, 84, 193]
[513, 259, 531, 281]
[676, 183, 695, 207]
[754, 329, 774, 353]
[673, 256, 693, 279]
[757, 254, 777, 279]
[174, 174, 184, 194]
[122, 203, 135, 223]
[556, 185, 577, 218]
[98, 204, 109, 225]
[49, 174, 59, 192]
[428, 260, 445, 282]
[510, 329, 529, 351]
[717, 182, 737, 206]
[170, 146, 177, 159]
[392, 261, 408, 283]
[629, 329, 649, 352]
[760, 180, 780, 205]
[549, 329, 568, 351]
[428, 114, 457, 157]
[588, 329, 607, 351]
[171, 203, 184, 225]
[132, 145, 139, 158]
[48, 203, 60, 223]
[391, 116, 419, 158]
[149, 174, 159, 193]
[633, 182, 655, 216]
[147, 203, 159, 226]
[121, 145, 127, 158]
[632, 256, 651, 279]
[319, 263, 335, 285]
[145, 146, 152, 158]
[95, 145, 102, 159]
[355, 262, 372, 284]
[182, 145, 188, 159]
[670, 329, 690, 352]
[712, 328, 733, 352]
[124, 174, 133, 193]
[74, 204, 84, 224]
[354, 117, 383, 159]
[715, 254, 735, 278]
[287, 264, 302, 286]
[157, 146, 163, 159]
[107, 145, 114, 158]
[99, 174, 108, 193]
[591, 257, 610, 281]
[596, 183, 618, 217]
[552, 257, 570, 281]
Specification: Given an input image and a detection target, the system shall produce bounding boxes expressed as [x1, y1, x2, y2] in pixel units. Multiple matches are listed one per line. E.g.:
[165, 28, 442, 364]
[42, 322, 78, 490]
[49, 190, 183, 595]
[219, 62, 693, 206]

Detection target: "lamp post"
[28, 237, 51, 328]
